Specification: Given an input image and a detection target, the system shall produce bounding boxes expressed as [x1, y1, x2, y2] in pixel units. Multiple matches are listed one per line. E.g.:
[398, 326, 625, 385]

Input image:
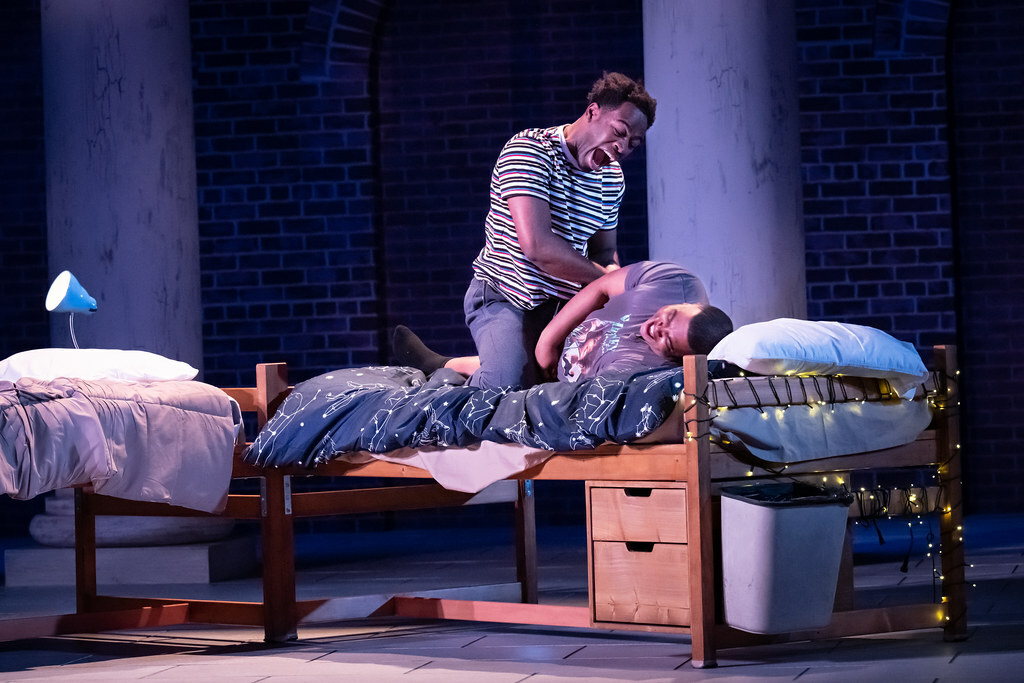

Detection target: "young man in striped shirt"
[465, 72, 657, 389]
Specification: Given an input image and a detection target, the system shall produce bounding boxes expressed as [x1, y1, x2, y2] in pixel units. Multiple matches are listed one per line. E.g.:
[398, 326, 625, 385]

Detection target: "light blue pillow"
[708, 319, 928, 398]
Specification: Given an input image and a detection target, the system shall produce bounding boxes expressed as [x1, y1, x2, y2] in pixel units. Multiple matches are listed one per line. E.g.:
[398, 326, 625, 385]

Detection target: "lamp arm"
[69, 312, 79, 349]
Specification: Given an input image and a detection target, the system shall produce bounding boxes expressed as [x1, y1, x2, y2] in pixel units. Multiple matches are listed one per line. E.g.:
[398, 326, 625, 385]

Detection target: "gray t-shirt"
[558, 261, 709, 382]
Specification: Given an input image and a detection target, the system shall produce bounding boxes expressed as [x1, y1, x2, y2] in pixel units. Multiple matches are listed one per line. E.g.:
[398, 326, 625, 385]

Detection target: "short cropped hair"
[587, 72, 657, 129]
[686, 305, 733, 356]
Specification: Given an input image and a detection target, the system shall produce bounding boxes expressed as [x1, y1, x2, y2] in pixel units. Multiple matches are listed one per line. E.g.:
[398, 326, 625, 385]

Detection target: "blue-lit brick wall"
[949, 0, 1024, 510]
[0, 1, 48, 362]
[191, 0, 389, 388]
[796, 0, 955, 358]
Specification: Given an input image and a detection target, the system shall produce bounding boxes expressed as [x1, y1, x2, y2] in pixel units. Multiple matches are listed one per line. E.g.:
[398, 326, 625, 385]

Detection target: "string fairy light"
[694, 357, 970, 620]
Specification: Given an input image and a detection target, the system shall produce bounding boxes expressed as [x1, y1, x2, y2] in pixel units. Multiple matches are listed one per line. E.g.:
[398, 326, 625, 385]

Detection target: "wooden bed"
[0, 345, 966, 669]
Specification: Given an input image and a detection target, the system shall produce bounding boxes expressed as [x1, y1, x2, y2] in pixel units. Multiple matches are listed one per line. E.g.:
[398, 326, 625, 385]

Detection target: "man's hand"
[588, 229, 619, 273]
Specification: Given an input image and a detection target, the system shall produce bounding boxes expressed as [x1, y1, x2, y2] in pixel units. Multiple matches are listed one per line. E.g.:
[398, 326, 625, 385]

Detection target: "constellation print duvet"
[242, 365, 685, 470]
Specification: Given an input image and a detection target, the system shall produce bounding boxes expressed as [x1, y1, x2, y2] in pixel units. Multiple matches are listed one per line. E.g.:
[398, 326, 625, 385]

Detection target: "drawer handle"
[623, 488, 652, 497]
[625, 541, 655, 553]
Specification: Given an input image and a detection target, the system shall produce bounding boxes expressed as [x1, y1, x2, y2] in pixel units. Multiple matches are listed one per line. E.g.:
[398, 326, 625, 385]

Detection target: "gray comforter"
[0, 377, 238, 513]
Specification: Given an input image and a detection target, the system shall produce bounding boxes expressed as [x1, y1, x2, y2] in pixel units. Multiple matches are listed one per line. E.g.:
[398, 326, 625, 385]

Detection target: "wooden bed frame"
[0, 345, 966, 669]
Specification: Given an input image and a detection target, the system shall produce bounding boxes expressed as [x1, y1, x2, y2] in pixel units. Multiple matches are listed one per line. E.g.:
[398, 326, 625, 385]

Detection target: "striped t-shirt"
[471, 125, 625, 310]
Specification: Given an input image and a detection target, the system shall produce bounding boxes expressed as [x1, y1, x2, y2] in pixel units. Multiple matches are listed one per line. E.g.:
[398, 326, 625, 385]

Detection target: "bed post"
[934, 344, 968, 641]
[256, 362, 289, 428]
[515, 480, 538, 603]
[260, 470, 297, 641]
[256, 362, 298, 641]
[683, 354, 716, 668]
[73, 488, 98, 613]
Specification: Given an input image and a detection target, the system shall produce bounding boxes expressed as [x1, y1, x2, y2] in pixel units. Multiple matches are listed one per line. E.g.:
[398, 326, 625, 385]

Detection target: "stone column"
[41, 0, 202, 370]
[643, 0, 806, 326]
[33, 0, 214, 558]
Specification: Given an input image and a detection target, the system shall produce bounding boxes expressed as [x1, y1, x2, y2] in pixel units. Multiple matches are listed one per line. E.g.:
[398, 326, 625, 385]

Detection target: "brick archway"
[300, 0, 391, 82]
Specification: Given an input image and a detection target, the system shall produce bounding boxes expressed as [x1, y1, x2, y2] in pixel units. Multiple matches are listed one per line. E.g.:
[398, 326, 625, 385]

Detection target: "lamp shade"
[45, 270, 97, 314]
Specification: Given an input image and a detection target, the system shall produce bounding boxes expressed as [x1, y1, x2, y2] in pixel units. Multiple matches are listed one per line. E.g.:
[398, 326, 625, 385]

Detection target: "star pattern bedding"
[243, 365, 685, 469]
[243, 363, 934, 493]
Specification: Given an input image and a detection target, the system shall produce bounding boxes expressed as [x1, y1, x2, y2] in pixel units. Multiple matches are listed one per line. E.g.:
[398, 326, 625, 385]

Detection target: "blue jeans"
[463, 278, 561, 389]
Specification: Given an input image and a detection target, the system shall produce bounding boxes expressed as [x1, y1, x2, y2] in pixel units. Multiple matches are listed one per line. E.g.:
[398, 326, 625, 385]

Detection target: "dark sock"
[392, 325, 452, 375]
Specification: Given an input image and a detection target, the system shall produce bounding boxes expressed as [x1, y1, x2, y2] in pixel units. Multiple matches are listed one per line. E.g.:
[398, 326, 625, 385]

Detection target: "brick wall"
[796, 0, 955, 362]
[949, 0, 1024, 510]
[191, 0, 388, 387]
[0, 1, 48, 362]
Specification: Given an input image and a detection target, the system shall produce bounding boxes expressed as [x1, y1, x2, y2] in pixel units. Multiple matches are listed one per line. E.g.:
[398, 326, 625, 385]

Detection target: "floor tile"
[0, 514, 1021, 682]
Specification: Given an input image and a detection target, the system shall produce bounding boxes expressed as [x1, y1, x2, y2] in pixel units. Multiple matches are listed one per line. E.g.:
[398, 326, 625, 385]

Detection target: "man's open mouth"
[593, 148, 609, 168]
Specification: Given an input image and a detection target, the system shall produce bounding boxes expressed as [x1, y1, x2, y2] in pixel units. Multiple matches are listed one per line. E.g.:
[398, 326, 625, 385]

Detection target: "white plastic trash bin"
[721, 482, 854, 634]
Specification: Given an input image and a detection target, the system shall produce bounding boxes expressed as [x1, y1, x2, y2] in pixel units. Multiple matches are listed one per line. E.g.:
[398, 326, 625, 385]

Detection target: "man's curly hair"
[587, 72, 657, 129]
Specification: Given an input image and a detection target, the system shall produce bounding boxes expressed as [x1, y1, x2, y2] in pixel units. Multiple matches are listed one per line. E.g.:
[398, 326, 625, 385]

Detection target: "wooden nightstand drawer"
[592, 541, 690, 626]
[589, 484, 687, 543]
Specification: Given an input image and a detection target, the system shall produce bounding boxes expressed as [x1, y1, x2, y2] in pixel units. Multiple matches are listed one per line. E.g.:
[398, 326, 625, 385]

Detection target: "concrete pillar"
[41, 0, 202, 371]
[643, 0, 806, 326]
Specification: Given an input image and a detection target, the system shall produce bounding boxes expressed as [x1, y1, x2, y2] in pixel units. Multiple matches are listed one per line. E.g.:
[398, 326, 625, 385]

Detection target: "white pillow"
[707, 319, 928, 398]
[0, 348, 199, 383]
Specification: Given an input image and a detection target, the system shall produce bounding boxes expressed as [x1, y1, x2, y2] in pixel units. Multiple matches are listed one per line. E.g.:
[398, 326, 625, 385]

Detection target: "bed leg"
[833, 524, 855, 611]
[260, 471, 298, 642]
[74, 488, 98, 613]
[935, 345, 968, 641]
[683, 354, 717, 668]
[514, 479, 538, 603]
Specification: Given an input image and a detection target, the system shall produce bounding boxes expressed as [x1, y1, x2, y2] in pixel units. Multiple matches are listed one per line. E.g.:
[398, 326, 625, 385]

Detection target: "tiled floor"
[0, 514, 1022, 682]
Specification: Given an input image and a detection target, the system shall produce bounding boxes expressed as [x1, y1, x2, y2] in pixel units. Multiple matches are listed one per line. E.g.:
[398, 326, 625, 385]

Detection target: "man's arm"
[534, 266, 631, 377]
[509, 196, 611, 284]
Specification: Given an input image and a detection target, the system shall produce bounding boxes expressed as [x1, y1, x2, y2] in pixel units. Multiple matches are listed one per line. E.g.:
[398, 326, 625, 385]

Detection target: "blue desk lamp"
[45, 270, 97, 349]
